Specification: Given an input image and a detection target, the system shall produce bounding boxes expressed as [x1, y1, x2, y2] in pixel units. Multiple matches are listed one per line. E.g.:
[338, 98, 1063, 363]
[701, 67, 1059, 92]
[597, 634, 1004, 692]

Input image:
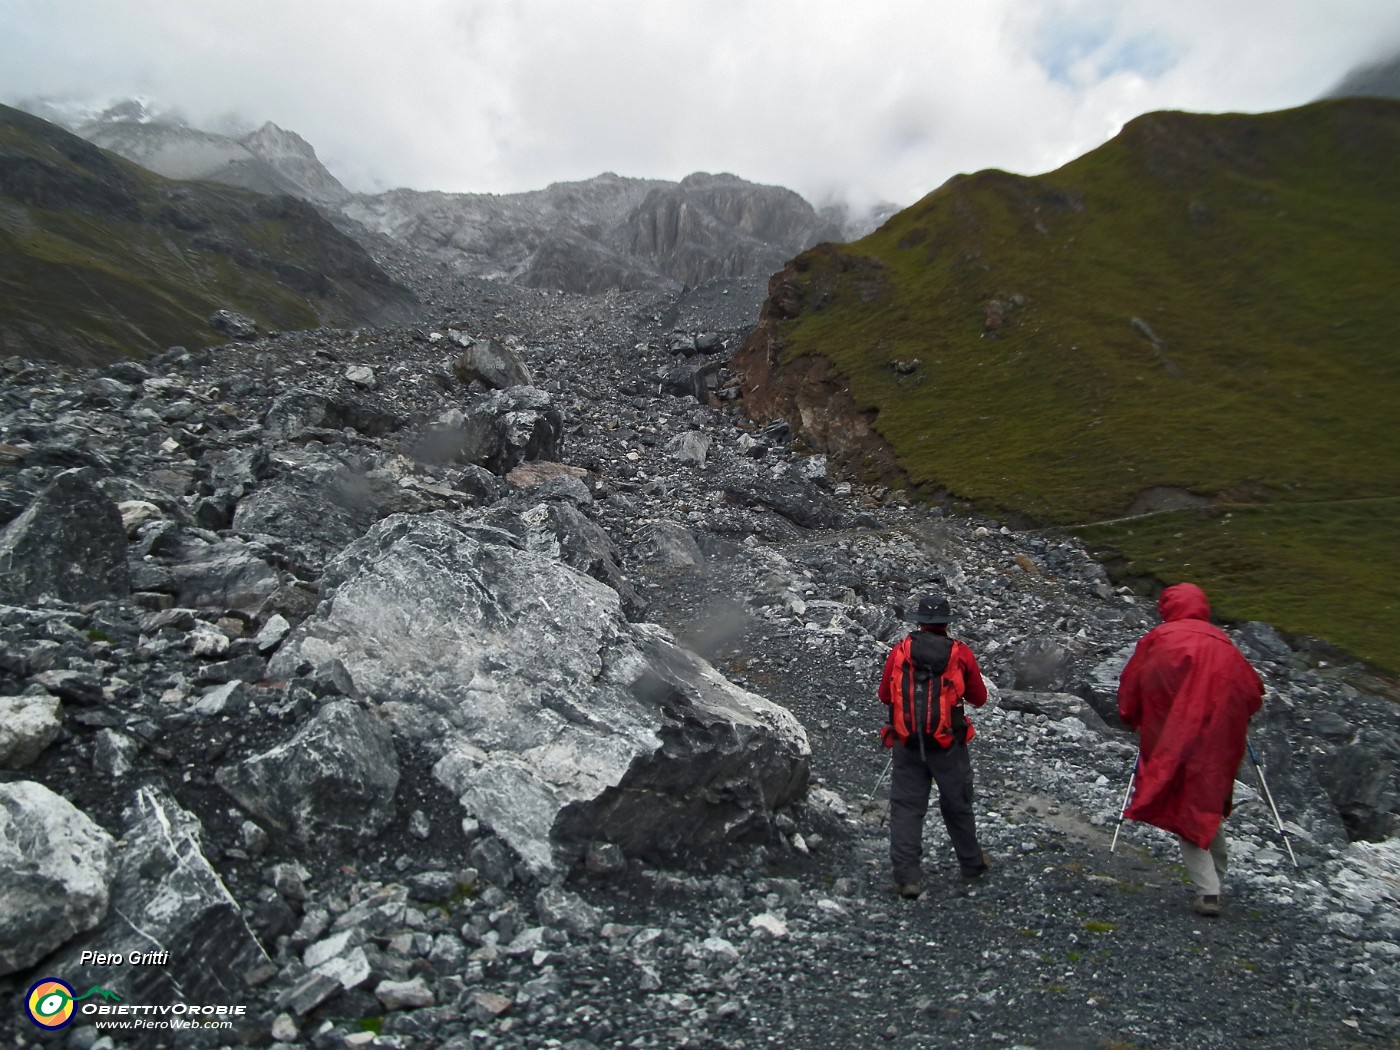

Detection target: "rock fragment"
[0, 468, 130, 604]
[0, 781, 114, 976]
[216, 700, 400, 845]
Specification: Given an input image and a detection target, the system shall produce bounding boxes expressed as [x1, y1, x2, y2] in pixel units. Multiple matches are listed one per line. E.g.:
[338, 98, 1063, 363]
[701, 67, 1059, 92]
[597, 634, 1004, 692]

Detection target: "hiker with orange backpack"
[878, 593, 992, 899]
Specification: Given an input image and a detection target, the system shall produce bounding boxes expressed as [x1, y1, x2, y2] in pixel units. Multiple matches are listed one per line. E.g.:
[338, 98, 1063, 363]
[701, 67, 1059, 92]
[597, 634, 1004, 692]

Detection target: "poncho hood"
[1158, 582, 1211, 623]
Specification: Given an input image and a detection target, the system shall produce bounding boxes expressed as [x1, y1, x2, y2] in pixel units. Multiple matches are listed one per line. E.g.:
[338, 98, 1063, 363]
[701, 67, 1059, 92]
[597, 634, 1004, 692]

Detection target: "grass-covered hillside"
[0, 105, 414, 366]
[738, 98, 1400, 672]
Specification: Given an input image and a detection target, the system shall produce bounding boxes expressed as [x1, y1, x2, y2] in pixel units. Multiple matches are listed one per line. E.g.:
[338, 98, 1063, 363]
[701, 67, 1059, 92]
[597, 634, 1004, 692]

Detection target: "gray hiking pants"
[889, 738, 983, 883]
[1178, 826, 1230, 896]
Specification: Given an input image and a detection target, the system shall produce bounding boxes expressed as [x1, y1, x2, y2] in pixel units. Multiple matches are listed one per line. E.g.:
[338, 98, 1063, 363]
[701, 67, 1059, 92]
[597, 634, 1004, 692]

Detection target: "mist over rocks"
[71, 101, 353, 207]
[0, 269, 1395, 1047]
[15, 100, 899, 312]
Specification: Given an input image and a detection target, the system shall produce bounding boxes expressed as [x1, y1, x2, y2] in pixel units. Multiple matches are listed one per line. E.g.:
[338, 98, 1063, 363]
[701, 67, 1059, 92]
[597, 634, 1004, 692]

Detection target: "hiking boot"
[961, 853, 993, 880]
[1192, 895, 1222, 917]
[896, 882, 924, 900]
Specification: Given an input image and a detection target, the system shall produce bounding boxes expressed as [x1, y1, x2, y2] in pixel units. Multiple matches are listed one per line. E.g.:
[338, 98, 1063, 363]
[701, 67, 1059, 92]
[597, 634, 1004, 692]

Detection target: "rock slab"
[0, 694, 62, 768]
[0, 468, 131, 604]
[46, 787, 270, 1004]
[269, 513, 810, 876]
[216, 700, 401, 846]
[0, 781, 114, 976]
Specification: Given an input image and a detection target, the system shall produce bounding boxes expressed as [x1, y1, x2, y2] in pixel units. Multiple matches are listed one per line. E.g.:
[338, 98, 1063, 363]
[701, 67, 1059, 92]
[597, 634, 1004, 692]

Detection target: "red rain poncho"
[1117, 583, 1264, 848]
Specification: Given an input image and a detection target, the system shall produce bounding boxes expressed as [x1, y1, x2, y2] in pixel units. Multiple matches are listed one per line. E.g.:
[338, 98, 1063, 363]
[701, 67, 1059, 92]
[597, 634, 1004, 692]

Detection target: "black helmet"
[912, 594, 952, 625]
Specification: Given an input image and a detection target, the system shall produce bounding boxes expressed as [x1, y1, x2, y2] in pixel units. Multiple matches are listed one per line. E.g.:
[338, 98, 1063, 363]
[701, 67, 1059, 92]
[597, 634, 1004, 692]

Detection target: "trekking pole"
[869, 756, 892, 802]
[1246, 738, 1299, 868]
[1109, 750, 1139, 853]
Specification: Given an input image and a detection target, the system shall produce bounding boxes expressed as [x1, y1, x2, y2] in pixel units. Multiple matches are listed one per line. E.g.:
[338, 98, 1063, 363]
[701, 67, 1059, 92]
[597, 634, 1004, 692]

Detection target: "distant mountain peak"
[1322, 49, 1400, 101]
[243, 122, 319, 160]
[8, 97, 353, 206]
[94, 98, 158, 125]
[84, 96, 194, 129]
[0, 103, 413, 366]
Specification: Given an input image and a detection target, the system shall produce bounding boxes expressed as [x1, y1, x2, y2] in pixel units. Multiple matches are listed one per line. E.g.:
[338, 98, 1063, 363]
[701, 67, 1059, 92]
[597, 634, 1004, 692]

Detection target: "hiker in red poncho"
[1118, 582, 1264, 917]
[878, 594, 990, 899]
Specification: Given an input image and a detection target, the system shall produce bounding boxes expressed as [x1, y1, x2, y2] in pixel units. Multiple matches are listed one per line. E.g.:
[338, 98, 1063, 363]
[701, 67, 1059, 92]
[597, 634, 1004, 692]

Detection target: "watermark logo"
[25, 979, 122, 1029]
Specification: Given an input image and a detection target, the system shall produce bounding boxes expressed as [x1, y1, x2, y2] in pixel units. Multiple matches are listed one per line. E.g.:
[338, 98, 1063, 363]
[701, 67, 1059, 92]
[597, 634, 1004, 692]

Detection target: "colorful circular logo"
[26, 978, 76, 1029]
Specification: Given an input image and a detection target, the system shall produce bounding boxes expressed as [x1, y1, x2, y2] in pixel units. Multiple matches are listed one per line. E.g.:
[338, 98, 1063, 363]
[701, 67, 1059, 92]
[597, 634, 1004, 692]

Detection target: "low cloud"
[3, 0, 1397, 208]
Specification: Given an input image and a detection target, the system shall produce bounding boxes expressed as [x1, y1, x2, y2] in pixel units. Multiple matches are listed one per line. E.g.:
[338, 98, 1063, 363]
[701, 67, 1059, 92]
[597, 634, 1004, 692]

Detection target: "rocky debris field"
[1, 273, 1398, 1050]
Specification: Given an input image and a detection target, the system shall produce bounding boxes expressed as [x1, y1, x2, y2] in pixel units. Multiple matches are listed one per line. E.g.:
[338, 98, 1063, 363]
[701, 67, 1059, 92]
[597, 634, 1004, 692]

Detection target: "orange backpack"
[889, 632, 975, 749]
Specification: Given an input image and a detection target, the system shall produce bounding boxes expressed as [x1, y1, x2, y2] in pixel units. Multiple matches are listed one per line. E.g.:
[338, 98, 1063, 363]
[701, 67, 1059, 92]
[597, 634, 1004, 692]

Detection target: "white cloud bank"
[2, 0, 1397, 207]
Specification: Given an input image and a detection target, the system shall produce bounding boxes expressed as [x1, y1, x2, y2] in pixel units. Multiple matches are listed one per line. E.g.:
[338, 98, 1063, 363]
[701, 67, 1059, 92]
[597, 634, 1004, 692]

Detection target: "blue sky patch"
[1035, 14, 1181, 86]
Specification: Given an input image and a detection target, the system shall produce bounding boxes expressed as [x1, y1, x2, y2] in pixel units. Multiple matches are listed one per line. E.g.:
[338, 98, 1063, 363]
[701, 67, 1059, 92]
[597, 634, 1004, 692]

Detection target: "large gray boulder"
[216, 700, 401, 846]
[263, 387, 401, 439]
[665, 431, 712, 468]
[148, 534, 282, 615]
[412, 387, 562, 475]
[631, 522, 705, 570]
[660, 359, 722, 402]
[450, 334, 534, 390]
[1311, 727, 1399, 842]
[268, 513, 810, 877]
[1011, 638, 1073, 691]
[232, 458, 401, 571]
[209, 308, 258, 340]
[0, 781, 114, 976]
[722, 477, 852, 531]
[46, 788, 270, 1005]
[1074, 645, 1136, 726]
[0, 468, 131, 604]
[998, 691, 1114, 737]
[1246, 706, 1351, 851]
[468, 385, 562, 473]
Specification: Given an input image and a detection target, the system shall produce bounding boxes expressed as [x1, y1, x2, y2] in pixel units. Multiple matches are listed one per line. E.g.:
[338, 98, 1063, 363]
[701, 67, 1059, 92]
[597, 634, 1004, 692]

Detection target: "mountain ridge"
[12, 96, 893, 296]
[0, 104, 415, 366]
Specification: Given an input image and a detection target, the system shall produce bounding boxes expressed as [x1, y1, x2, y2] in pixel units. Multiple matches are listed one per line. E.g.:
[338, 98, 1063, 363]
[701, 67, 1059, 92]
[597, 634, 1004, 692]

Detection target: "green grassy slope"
[0, 105, 413, 366]
[753, 99, 1400, 670]
[1075, 498, 1400, 672]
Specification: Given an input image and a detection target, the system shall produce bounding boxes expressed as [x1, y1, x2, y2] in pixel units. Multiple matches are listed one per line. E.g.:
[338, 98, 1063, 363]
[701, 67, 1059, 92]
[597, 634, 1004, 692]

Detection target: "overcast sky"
[3, 1, 1398, 209]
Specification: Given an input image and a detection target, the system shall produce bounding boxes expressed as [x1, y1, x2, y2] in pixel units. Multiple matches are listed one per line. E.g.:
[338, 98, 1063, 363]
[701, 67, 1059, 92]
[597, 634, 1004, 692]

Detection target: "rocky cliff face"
[0, 269, 1396, 1048]
[241, 121, 354, 205]
[620, 173, 839, 286]
[344, 170, 859, 295]
[731, 250, 904, 484]
[340, 174, 669, 285]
